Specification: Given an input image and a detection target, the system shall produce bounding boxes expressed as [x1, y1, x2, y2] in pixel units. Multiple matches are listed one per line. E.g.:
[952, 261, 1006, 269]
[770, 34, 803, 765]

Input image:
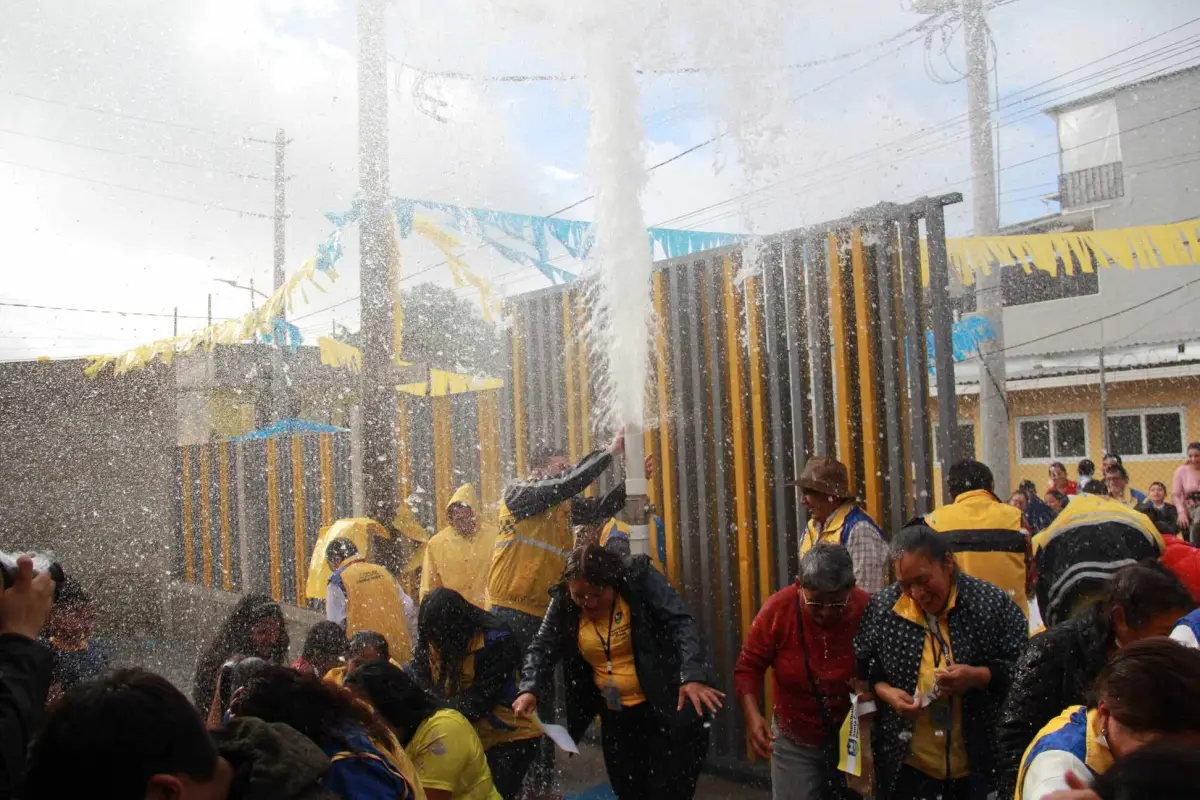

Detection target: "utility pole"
[273, 129, 288, 301]
[1099, 347, 1109, 453]
[357, 0, 398, 527]
[963, 0, 1010, 492]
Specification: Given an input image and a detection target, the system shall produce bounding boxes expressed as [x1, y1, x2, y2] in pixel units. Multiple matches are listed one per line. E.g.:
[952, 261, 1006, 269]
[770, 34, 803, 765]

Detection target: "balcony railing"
[1058, 161, 1124, 208]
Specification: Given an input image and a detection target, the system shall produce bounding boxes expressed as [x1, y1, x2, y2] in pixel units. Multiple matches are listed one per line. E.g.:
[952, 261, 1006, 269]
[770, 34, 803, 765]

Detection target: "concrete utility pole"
[274, 129, 288, 302]
[357, 0, 398, 526]
[962, 0, 1010, 492]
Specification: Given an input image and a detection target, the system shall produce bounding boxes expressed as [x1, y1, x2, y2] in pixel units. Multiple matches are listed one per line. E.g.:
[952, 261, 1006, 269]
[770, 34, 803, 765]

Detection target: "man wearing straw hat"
[791, 456, 889, 594]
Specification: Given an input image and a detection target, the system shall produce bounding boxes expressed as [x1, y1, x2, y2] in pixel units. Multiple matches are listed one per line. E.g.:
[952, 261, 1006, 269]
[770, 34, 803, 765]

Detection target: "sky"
[0, 0, 1197, 360]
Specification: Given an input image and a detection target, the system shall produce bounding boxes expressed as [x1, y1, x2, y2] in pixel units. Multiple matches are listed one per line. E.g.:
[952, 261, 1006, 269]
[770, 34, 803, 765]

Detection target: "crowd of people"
[4, 432, 1200, 799]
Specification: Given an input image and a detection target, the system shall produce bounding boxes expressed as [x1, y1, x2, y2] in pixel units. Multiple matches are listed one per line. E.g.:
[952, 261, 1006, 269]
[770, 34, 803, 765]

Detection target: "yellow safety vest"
[334, 556, 413, 663]
[487, 501, 572, 617]
[1015, 706, 1112, 800]
[926, 489, 1029, 615]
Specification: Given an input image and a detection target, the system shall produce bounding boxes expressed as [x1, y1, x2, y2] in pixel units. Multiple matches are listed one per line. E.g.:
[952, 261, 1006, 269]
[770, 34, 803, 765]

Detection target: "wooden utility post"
[357, 0, 398, 527]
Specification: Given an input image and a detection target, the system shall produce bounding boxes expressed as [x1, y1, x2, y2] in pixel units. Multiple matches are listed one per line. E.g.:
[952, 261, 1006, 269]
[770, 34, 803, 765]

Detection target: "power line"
[0, 88, 260, 141]
[0, 300, 229, 320]
[0, 159, 275, 219]
[390, 15, 946, 84]
[0, 127, 272, 181]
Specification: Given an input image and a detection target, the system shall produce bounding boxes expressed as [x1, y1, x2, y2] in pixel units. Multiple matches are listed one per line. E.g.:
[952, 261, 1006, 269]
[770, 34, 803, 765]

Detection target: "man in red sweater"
[735, 543, 870, 800]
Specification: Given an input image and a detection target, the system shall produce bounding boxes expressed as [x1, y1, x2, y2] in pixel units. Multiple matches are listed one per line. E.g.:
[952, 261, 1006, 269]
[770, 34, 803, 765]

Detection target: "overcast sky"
[1, 0, 1196, 360]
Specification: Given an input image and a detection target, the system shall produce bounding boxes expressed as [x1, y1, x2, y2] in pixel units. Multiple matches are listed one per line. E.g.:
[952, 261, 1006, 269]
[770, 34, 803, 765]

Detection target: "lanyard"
[592, 599, 618, 674]
[924, 613, 953, 669]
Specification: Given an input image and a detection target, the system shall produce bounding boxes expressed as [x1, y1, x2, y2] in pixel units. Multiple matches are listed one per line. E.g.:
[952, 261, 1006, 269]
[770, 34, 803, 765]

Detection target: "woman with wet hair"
[514, 544, 721, 800]
[410, 588, 539, 800]
[233, 664, 423, 799]
[854, 523, 1027, 800]
[191, 594, 289, 712]
[995, 560, 1194, 796]
[348, 661, 501, 800]
[1015, 637, 1200, 799]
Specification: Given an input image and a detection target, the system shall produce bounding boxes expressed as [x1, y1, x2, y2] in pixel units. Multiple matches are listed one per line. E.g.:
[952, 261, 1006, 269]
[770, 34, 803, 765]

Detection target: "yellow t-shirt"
[427, 633, 542, 749]
[406, 709, 503, 800]
[896, 587, 969, 780]
[577, 595, 645, 707]
[421, 524, 498, 609]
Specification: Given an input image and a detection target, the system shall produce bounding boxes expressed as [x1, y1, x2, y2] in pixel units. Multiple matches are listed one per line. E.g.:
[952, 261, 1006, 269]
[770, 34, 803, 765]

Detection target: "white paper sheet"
[533, 713, 580, 754]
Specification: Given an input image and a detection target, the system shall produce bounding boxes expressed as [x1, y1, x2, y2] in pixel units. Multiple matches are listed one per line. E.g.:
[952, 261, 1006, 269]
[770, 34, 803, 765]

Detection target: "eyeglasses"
[801, 594, 849, 610]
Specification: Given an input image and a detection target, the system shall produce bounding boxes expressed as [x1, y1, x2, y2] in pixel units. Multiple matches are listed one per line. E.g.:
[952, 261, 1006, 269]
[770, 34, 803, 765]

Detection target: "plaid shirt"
[844, 519, 889, 594]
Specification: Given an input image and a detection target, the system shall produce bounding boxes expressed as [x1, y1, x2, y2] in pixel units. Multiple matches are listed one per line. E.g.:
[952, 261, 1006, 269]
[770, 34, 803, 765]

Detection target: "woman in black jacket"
[411, 587, 542, 800]
[513, 544, 722, 800]
[994, 559, 1194, 797]
[191, 594, 289, 713]
[854, 524, 1027, 800]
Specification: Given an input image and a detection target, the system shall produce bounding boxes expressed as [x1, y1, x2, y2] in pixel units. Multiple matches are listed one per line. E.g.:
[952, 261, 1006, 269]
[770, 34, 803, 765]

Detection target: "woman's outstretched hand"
[678, 682, 724, 716]
[512, 692, 538, 718]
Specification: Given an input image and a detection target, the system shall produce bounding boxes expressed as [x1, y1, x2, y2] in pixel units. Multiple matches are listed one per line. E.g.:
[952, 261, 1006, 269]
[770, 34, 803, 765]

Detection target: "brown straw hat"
[788, 456, 852, 499]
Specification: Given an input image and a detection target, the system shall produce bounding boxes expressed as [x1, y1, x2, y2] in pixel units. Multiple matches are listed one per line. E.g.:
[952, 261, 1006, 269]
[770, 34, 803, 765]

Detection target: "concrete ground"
[558, 738, 769, 800]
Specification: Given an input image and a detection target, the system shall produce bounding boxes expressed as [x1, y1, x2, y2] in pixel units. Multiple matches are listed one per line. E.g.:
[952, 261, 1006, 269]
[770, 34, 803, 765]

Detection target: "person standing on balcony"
[421, 484, 498, 610]
[792, 457, 889, 594]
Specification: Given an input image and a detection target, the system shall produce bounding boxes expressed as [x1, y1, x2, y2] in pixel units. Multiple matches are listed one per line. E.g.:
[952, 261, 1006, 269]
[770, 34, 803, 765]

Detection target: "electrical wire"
[0, 127, 272, 181]
[0, 159, 275, 219]
[0, 300, 232, 320]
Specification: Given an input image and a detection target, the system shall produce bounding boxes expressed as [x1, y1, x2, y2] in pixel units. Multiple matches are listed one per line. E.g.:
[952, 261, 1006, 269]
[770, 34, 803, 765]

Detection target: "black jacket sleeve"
[504, 451, 612, 522]
[519, 595, 568, 697]
[634, 560, 709, 685]
[0, 634, 53, 799]
[594, 484, 626, 520]
[994, 631, 1070, 797]
[853, 592, 885, 688]
[445, 633, 523, 724]
[981, 594, 1028, 700]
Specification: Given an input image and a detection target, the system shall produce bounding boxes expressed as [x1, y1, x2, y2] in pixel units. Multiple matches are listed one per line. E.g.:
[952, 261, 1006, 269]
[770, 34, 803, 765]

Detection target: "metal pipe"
[624, 423, 650, 556]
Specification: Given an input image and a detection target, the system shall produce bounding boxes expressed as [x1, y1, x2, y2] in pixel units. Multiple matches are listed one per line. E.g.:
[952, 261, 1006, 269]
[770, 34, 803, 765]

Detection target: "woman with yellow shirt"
[513, 545, 723, 799]
[411, 588, 543, 800]
[854, 524, 1027, 800]
[348, 661, 503, 800]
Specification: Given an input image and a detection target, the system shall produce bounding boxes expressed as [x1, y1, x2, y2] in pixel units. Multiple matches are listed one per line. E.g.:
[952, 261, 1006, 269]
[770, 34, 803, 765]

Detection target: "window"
[1057, 98, 1121, 173]
[933, 422, 977, 461]
[1106, 409, 1184, 458]
[1018, 415, 1088, 462]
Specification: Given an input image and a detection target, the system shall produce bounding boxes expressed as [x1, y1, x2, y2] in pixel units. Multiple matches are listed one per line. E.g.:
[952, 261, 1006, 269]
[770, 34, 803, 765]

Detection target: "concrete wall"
[931, 376, 1200, 502]
[0, 359, 176, 637]
[1002, 68, 1200, 357]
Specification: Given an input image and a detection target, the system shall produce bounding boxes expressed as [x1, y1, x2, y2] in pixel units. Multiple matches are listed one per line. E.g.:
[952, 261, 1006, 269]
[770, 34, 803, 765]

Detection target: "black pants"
[485, 738, 540, 800]
[891, 765, 971, 800]
[493, 606, 555, 792]
[600, 702, 709, 800]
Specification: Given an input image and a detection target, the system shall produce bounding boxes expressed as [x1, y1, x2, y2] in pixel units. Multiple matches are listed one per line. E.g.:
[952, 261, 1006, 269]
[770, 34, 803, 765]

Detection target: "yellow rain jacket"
[926, 489, 1030, 615]
[421, 484, 498, 609]
[306, 518, 391, 601]
[488, 451, 614, 617]
[330, 555, 414, 663]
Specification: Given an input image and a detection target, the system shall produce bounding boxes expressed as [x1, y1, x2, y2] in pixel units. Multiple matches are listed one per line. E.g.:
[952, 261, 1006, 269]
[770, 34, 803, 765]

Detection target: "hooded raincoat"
[421, 484, 498, 609]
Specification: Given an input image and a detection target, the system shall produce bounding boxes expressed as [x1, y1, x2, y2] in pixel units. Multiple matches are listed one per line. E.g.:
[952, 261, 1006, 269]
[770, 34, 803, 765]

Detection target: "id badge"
[929, 698, 952, 731]
[602, 681, 622, 711]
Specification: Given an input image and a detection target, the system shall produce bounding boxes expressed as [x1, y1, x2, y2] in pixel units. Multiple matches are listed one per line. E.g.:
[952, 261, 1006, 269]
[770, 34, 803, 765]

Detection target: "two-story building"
[943, 63, 1200, 496]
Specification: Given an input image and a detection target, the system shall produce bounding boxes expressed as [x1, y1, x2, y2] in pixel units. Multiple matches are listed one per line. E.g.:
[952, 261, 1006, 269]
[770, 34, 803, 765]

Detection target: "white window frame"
[1016, 413, 1090, 464]
[1105, 406, 1186, 461]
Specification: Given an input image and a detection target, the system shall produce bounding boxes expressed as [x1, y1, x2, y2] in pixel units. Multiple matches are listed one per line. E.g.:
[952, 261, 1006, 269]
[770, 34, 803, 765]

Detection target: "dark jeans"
[485, 738, 539, 800]
[491, 605, 555, 791]
[599, 701, 709, 800]
[891, 765, 970, 800]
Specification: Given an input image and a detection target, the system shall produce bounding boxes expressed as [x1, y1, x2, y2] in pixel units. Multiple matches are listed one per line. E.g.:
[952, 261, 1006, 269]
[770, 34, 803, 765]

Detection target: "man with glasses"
[735, 544, 870, 800]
